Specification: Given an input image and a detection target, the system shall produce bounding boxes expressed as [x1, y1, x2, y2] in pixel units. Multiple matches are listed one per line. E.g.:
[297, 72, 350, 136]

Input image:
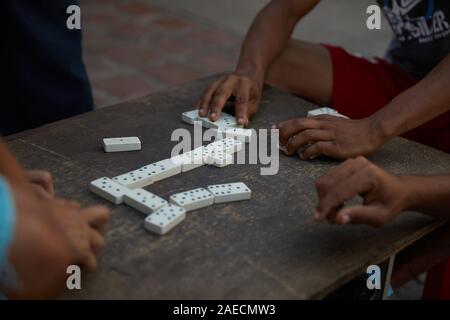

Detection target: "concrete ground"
[80, 0, 422, 299]
[81, 0, 393, 108]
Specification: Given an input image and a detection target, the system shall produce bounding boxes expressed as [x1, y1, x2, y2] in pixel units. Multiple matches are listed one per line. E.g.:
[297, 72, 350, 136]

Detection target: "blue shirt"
[378, 0, 450, 79]
[0, 176, 16, 298]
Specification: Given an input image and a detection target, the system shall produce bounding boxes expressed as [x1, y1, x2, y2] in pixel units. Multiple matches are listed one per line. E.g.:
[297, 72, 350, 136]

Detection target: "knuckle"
[302, 130, 313, 141]
[295, 118, 304, 127]
[236, 95, 248, 105]
[215, 87, 228, 97]
[355, 156, 368, 164]
[315, 142, 325, 152]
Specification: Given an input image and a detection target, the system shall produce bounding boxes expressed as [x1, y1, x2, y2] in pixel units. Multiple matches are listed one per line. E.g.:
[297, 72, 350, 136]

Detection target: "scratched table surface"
[7, 77, 450, 299]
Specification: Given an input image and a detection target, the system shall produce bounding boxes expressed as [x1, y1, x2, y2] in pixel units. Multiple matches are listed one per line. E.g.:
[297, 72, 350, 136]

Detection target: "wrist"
[398, 176, 426, 212]
[234, 63, 264, 84]
[367, 113, 394, 147]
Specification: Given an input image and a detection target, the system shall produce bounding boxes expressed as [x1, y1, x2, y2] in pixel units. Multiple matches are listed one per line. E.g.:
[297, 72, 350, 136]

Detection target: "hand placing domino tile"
[182, 109, 244, 130]
[169, 188, 214, 211]
[145, 204, 186, 235]
[124, 188, 168, 215]
[215, 115, 239, 130]
[207, 182, 252, 204]
[90, 177, 130, 204]
[103, 137, 141, 153]
[200, 112, 236, 129]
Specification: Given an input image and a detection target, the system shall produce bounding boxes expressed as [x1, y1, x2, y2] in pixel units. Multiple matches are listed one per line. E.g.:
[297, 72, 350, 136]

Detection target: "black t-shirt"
[377, 0, 450, 79]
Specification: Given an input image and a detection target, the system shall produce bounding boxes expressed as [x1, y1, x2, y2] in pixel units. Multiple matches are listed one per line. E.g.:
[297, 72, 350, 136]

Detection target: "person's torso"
[376, 0, 450, 79]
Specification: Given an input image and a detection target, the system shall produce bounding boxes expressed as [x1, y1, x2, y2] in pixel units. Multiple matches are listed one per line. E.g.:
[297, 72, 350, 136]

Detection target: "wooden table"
[6, 77, 450, 299]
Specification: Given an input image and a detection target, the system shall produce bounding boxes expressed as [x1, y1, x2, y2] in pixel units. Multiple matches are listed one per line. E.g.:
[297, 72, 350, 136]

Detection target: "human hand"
[47, 199, 110, 271]
[24, 170, 54, 199]
[197, 73, 262, 126]
[6, 182, 110, 299]
[314, 157, 410, 227]
[275, 115, 386, 160]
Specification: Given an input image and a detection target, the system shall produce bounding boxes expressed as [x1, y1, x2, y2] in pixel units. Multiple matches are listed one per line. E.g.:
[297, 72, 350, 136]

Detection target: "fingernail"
[238, 118, 245, 124]
[211, 112, 216, 118]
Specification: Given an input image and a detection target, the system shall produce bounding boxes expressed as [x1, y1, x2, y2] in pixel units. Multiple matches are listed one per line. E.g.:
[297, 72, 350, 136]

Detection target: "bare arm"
[314, 157, 450, 228]
[373, 54, 450, 139]
[0, 139, 109, 298]
[276, 54, 450, 161]
[198, 0, 320, 125]
[236, 0, 320, 79]
[405, 174, 450, 219]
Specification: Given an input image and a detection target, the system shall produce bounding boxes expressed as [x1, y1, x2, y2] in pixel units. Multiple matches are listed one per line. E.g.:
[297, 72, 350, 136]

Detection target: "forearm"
[402, 174, 450, 219]
[371, 54, 450, 140]
[235, 0, 319, 79]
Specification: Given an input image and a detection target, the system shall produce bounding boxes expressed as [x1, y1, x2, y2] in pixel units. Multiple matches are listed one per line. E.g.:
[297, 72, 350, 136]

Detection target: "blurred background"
[81, 0, 391, 108]
[80, 0, 423, 299]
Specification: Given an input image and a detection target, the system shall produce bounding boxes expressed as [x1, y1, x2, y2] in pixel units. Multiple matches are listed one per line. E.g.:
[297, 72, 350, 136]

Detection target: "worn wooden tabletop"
[6, 77, 450, 299]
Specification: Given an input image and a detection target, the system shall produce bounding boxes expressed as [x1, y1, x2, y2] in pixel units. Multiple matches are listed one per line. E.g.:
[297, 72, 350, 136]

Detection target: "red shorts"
[324, 45, 450, 153]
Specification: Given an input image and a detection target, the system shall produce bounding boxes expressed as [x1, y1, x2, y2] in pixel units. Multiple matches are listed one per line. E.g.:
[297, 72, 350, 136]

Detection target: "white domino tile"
[206, 137, 242, 155]
[207, 182, 252, 204]
[103, 137, 141, 153]
[181, 110, 200, 124]
[307, 107, 349, 119]
[124, 188, 168, 215]
[171, 147, 205, 172]
[198, 116, 219, 129]
[141, 158, 182, 182]
[169, 188, 214, 211]
[214, 115, 239, 130]
[183, 109, 241, 130]
[144, 204, 186, 235]
[113, 168, 154, 189]
[205, 149, 233, 168]
[90, 177, 130, 204]
[221, 128, 253, 143]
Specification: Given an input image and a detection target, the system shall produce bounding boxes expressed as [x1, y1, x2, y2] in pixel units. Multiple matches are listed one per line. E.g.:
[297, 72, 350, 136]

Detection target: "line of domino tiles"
[111, 137, 243, 189]
[91, 110, 254, 235]
[90, 138, 250, 234]
[90, 179, 251, 235]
